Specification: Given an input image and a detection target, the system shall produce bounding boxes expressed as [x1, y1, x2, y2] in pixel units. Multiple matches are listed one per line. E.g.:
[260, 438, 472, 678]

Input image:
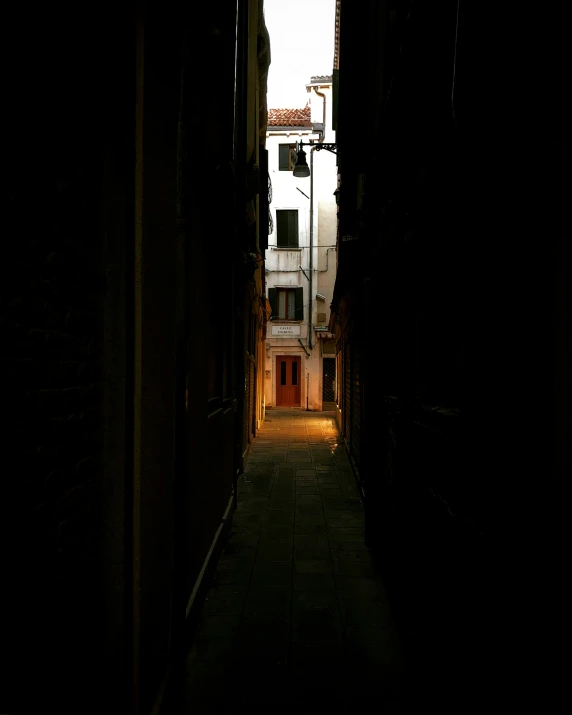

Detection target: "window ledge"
[272, 247, 302, 251]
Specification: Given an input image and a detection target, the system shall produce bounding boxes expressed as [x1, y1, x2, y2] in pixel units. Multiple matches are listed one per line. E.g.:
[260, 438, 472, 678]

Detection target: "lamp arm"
[298, 140, 337, 155]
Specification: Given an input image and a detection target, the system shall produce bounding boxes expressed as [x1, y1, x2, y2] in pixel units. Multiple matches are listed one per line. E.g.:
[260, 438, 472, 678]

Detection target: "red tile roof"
[267, 106, 312, 127]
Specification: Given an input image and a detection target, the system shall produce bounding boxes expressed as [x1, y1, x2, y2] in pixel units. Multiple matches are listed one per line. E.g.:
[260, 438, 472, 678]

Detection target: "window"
[268, 286, 304, 321]
[279, 143, 297, 171]
[276, 209, 299, 248]
[278, 289, 296, 319]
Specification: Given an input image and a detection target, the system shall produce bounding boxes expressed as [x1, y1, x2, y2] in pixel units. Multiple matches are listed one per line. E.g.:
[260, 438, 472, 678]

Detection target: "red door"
[276, 356, 302, 406]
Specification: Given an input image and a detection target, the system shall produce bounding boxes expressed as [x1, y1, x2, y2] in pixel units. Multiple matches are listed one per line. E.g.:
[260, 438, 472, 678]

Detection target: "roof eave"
[266, 126, 314, 131]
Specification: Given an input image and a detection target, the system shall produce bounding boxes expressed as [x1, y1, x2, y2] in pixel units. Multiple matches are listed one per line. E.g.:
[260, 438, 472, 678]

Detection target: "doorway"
[276, 355, 302, 406]
[322, 357, 336, 410]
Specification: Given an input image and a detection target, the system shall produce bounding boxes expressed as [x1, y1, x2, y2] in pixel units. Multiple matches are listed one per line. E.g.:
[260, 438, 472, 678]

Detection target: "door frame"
[274, 354, 303, 407]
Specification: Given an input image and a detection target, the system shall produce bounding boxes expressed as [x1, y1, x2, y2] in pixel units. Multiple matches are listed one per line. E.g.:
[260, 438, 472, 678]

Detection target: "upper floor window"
[276, 209, 299, 248]
[279, 143, 297, 171]
[268, 287, 304, 321]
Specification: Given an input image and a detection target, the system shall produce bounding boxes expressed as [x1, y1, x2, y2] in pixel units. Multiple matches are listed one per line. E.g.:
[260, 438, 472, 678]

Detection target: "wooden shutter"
[268, 287, 277, 318]
[279, 145, 290, 170]
[288, 146, 297, 171]
[288, 210, 299, 247]
[276, 210, 299, 248]
[276, 211, 287, 247]
[295, 287, 304, 320]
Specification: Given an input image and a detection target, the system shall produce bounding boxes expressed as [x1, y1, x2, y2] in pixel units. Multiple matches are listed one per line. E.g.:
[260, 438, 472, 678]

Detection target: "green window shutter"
[279, 145, 290, 171]
[268, 287, 277, 319]
[276, 209, 299, 247]
[295, 287, 304, 321]
[288, 210, 299, 247]
[276, 210, 287, 246]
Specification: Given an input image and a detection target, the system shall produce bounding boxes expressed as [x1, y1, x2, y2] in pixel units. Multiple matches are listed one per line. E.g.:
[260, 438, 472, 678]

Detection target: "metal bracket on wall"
[298, 338, 310, 357]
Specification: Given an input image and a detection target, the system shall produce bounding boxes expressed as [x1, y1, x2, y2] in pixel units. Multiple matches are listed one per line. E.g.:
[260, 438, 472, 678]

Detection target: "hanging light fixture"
[293, 145, 310, 178]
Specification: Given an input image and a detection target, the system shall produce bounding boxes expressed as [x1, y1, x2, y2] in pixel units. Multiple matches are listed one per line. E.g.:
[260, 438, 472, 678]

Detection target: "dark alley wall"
[4, 4, 130, 712]
[331, 1, 571, 708]
[3, 2, 269, 714]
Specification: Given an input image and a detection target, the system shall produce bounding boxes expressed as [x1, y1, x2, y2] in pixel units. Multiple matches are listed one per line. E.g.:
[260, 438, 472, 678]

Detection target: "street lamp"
[292, 146, 310, 177]
[293, 141, 338, 177]
[292, 140, 338, 351]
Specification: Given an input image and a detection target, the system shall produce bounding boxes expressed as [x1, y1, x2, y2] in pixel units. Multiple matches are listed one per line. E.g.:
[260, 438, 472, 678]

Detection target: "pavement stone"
[177, 409, 407, 714]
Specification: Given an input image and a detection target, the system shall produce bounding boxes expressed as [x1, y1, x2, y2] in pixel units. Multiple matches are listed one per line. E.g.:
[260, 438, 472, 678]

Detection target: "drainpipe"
[316, 247, 336, 272]
[313, 85, 327, 143]
[307, 85, 326, 353]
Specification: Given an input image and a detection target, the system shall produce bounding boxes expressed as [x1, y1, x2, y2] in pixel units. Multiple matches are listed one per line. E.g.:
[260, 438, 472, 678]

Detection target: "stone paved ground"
[177, 410, 409, 713]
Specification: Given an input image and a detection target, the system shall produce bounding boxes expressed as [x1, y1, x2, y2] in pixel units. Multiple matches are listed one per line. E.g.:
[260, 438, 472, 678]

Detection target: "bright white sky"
[264, 0, 336, 110]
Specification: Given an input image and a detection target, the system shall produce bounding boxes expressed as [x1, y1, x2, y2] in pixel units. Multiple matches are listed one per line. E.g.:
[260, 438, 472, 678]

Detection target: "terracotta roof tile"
[267, 106, 312, 127]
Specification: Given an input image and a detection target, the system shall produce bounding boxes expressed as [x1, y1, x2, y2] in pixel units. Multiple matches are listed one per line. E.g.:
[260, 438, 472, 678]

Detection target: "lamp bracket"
[299, 141, 338, 155]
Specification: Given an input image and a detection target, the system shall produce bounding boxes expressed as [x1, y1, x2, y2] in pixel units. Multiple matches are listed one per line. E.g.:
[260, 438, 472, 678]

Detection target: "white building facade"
[264, 76, 338, 411]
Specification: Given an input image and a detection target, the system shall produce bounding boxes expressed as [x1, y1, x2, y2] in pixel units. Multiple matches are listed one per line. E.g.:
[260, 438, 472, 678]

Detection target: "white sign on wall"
[271, 324, 301, 337]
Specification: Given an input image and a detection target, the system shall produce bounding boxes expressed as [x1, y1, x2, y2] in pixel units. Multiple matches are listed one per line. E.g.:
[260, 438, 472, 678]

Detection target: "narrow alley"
[4, 1, 569, 713]
[176, 410, 407, 712]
